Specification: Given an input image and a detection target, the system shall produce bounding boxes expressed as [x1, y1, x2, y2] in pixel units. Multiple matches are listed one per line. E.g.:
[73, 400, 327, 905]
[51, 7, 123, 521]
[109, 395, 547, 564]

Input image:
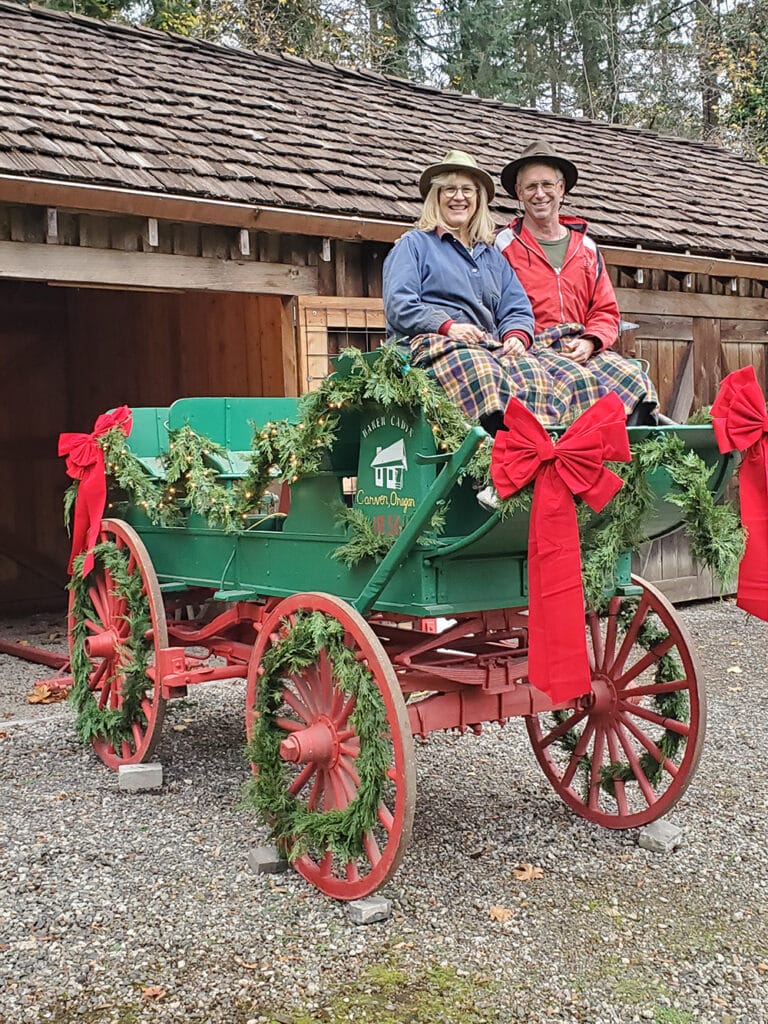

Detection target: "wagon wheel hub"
[588, 673, 618, 717]
[85, 627, 121, 661]
[279, 715, 339, 766]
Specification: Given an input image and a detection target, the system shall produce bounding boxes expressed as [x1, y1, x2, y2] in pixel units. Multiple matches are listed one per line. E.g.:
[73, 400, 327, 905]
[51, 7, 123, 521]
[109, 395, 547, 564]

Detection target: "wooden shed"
[2, 1, 768, 610]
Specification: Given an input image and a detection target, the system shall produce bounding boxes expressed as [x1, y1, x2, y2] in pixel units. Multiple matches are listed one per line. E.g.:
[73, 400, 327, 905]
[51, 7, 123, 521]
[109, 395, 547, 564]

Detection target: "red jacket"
[496, 216, 619, 350]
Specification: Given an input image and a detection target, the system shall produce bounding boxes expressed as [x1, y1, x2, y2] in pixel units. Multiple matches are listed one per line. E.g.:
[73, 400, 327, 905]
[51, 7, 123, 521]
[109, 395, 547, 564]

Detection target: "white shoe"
[476, 485, 500, 511]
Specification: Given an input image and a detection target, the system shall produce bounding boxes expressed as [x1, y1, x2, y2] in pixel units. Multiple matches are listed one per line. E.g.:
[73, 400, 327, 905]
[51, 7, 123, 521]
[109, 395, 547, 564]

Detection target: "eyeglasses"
[520, 178, 564, 197]
[441, 185, 479, 198]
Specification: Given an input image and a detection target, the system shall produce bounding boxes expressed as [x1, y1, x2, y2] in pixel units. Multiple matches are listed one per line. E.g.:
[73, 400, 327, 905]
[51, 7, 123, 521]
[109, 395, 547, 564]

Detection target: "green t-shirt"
[537, 233, 570, 269]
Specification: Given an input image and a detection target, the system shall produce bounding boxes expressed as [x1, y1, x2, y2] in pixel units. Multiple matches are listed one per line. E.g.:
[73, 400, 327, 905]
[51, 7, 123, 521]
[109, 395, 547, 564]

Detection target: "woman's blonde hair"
[416, 172, 496, 246]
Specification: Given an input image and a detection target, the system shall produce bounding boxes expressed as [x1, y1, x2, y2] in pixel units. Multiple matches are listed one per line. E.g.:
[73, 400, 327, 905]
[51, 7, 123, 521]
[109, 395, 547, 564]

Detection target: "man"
[496, 140, 658, 425]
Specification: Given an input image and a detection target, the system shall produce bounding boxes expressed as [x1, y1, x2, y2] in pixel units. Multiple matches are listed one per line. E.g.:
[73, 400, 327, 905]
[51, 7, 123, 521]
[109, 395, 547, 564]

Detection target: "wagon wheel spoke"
[288, 762, 316, 798]
[538, 708, 588, 749]
[526, 576, 704, 829]
[588, 726, 606, 810]
[245, 592, 415, 900]
[618, 711, 679, 780]
[619, 701, 690, 737]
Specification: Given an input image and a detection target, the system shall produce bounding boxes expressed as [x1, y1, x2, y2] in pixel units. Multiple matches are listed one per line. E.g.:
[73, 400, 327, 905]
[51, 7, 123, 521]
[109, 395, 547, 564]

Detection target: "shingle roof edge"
[9, 1, 758, 164]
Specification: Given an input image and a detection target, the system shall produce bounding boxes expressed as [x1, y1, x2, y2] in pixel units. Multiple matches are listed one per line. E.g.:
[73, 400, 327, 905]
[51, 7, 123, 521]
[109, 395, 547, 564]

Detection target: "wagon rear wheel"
[245, 592, 416, 900]
[67, 518, 168, 771]
[525, 576, 705, 829]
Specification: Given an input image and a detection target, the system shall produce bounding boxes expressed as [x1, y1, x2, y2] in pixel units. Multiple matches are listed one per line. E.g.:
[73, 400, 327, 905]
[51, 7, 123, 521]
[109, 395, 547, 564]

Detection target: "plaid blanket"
[533, 322, 658, 419]
[409, 333, 580, 427]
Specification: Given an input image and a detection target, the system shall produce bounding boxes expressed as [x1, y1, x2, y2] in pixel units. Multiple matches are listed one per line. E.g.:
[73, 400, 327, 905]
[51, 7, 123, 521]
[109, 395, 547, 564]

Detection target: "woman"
[383, 150, 574, 434]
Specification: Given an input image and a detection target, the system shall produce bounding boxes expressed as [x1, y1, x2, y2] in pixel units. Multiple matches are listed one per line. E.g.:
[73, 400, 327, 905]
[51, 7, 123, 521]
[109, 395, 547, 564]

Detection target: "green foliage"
[713, 1, 768, 162]
[68, 541, 152, 748]
[243, 610, 392, 863]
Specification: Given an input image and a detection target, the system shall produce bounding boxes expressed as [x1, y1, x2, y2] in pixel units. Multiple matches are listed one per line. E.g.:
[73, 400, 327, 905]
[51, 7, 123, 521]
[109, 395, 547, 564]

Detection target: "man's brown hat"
[419, 150, 495, 200]
[500, 140, 578, 196]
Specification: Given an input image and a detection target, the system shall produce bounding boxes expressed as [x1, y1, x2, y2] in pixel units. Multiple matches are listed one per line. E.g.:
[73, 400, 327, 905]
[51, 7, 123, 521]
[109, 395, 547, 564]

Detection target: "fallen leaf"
[0, 731, 8, 740]
[726, 665, 743, 674]
[28, 684, 68, 705]
[489, 904, 513, 923]
[141, 986, 166, 999]
[234, 957, 261, 970]
[513, 863, 544, 882]
[618, 854, 631, 862]
[727, 686, 743, 693]
[171, 724, 187, 732]
[757, 963, 768, 972]
[17, 639, 30, 647]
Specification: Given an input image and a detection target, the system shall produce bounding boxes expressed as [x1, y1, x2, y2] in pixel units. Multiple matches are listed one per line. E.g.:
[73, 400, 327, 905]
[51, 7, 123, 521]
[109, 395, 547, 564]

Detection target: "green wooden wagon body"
[67, 363, 736, 900]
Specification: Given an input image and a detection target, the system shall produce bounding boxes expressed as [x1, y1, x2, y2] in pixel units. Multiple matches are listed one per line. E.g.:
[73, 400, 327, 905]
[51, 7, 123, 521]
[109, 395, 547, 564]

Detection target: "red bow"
[58, 406, 133, 577]
[711, 365, 768, 620]
[492, 393, 630, 703]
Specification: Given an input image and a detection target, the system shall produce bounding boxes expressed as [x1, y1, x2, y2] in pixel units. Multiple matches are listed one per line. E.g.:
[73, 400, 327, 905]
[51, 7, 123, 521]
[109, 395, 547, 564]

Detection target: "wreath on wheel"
[244, 610, 392, 865]
[68, 540, 153, 749]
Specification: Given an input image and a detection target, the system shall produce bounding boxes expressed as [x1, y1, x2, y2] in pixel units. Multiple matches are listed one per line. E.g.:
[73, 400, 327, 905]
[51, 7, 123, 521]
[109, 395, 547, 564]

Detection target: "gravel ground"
[0, 601, 766, 1024]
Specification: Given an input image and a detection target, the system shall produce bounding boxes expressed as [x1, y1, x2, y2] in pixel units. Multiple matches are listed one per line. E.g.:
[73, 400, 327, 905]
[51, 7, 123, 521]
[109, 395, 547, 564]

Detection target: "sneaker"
[476, 485, 500, 511]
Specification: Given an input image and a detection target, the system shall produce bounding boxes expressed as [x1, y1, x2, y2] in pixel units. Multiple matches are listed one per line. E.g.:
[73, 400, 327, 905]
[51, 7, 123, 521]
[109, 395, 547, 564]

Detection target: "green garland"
[64, 349, 742, 597]
[581, 433, 743, 610]
[243, 610, 391, 864]
[68, 541, 152, 748]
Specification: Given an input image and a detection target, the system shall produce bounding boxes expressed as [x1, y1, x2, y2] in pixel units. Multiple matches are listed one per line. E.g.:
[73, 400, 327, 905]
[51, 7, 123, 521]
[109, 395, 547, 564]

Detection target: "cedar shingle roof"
[2, 0, 768, 260]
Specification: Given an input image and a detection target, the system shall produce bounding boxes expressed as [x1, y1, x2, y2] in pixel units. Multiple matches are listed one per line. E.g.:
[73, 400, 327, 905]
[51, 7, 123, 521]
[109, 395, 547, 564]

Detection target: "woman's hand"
[447, 322, 486, 345]
[501, 336, 526, 358]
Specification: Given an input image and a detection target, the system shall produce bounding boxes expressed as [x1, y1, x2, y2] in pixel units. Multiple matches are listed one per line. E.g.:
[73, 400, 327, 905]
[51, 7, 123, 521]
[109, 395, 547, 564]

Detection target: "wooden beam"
[615, 287, 768, 321]
[0, 241, 318, 295]
[604, 245, 768, 282]
[0, 175, 406, 244]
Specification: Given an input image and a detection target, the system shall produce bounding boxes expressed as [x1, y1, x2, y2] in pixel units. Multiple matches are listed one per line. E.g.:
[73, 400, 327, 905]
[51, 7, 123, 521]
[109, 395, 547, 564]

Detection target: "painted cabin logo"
[370, 438, 408, 490]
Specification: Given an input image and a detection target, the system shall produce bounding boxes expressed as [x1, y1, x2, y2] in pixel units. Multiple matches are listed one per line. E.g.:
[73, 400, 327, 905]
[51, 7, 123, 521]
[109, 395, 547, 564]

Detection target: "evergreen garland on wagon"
[243, 610, 391, 864]
[68, 541, 153, 749]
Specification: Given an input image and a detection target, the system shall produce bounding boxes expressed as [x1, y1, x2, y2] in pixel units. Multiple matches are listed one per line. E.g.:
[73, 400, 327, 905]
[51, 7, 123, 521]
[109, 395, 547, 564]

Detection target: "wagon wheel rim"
[246, 592, 416, 900]
[525, 575, 706, 829]
[68, 518, 168, 771]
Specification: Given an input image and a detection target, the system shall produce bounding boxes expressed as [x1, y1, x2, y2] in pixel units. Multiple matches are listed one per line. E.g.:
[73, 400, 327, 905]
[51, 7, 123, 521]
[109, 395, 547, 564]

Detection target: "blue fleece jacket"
[383, 228, 534, 343]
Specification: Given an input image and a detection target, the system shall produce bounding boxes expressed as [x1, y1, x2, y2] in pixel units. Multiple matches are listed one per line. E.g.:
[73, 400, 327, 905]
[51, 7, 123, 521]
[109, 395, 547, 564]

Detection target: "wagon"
[66, 350, 736, 899]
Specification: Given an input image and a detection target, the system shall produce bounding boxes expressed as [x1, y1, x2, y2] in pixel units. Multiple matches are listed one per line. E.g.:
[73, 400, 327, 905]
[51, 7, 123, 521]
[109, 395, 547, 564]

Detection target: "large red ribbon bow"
[58, 406, 133, 577]
[491, 392, 631, 703]
[710, 365, 768, 621]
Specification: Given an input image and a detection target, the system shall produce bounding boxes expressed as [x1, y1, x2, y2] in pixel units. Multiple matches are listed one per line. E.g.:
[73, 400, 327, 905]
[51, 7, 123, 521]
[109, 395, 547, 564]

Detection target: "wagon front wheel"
[525, 576, 705, 829]
[67, 518, 168, 771]
[245, 592, 416, 900]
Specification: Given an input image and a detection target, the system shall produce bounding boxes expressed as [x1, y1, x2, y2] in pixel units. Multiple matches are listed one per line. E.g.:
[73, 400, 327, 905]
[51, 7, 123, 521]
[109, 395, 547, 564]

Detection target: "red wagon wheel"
[526, 575, 705, 829]
[68, 518, 168, 771]
[245, 592, 416, 900]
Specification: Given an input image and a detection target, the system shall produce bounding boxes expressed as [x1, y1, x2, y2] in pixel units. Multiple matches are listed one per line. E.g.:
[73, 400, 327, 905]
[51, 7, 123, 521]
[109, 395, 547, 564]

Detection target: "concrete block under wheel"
[347, 896, 392, 925]
[248, 846, 289, 874]
[117, 763, 163, 792]
[638, 819, 683, 853]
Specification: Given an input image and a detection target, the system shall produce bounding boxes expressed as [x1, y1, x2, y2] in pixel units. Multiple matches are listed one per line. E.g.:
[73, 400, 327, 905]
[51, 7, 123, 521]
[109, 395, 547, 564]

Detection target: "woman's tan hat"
[419, 150, 495, 200]
[500, 140, 578, 195]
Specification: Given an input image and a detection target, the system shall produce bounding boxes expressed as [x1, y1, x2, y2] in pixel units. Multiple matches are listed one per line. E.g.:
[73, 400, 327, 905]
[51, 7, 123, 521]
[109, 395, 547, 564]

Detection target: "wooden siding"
[0, 280, 297, 610]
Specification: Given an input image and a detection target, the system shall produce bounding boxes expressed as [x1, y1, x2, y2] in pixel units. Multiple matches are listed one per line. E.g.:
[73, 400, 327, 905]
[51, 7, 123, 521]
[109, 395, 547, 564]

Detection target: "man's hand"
[561, 336, 596, 364]
[447, 322, 486, 344]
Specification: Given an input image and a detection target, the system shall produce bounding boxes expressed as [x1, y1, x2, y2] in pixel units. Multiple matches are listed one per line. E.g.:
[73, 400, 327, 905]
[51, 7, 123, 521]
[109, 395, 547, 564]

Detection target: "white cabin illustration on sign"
[370, 438, 408, 490]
